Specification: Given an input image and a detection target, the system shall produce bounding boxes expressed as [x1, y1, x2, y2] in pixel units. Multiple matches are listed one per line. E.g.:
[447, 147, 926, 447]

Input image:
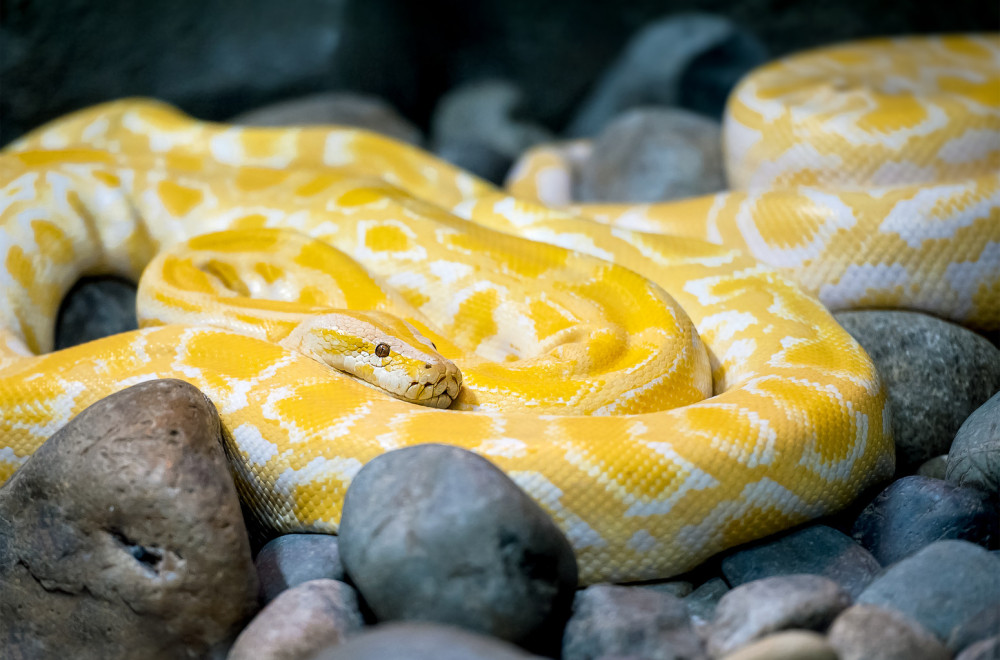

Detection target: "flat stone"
[55, 276, 138, 349]
[684, 577, 730, 627]
[851, 476, 998, 566]
[827, 604, 950, 660]
[706, 575, 851, 657]
[229, 92, 422, 145]
[574, 108, 725, 203]
[255, 533, 344, 604]
[721, 524, 880, 598]
[0, 379, 258, 659]
[947, 391, 1000, 497]
[228, 579, 363, 660]
[338, 443, 577, 652]
[561, 584, 707, 660]
[834, 310, 1000, 471]
[717, 630, 837, 660]
[948, 604, 1000, 654]
[857, 540, 1000, 641]
[311, 622, 545, 660]
[957, 636, 1000, 660]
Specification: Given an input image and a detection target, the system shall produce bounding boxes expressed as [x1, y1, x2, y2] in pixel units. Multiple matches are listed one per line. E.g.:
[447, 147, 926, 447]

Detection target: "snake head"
[280, 311, 462, 409]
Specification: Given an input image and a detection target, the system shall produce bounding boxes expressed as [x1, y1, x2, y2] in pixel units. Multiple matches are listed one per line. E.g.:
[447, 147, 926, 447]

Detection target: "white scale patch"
[272, 455, 363, 497]
[233, 423, 279, 467]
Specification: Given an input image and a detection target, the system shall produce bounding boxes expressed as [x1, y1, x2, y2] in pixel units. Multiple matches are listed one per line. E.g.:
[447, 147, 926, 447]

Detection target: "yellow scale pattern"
[0, 35, 996, 583]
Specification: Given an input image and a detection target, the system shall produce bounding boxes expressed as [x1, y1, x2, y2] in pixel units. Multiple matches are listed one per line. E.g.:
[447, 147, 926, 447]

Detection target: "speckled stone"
[947, 391, 1000, 496]
[55, 276, 138, 349]
[255, 534, 344, 604]
[311, 622, 545, 660]
[834, 310, 1000, 470]
[827, 604, 950, 660]
[717, 630, 838, 660]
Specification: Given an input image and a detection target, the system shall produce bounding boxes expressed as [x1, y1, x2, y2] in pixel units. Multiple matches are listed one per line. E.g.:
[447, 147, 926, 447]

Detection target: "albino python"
[1, 35, 997, 584]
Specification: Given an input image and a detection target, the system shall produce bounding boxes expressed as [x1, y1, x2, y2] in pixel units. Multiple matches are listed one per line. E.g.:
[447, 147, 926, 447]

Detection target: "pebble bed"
[3, 14, 999, 660]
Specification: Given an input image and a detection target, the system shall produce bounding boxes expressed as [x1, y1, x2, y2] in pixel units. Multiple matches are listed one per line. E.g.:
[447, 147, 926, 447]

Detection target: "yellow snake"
[1, 35, 997, 584]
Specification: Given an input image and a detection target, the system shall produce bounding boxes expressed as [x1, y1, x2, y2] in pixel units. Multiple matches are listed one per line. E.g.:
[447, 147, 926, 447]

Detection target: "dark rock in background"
[3, 0, 998, 146]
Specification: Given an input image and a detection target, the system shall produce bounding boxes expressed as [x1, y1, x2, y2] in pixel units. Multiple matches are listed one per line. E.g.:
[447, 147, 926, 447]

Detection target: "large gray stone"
[0, 379, 258, 659]
[55, 277, 138, 349]
[338, 443, 577, 652]
[834, 310, 1000, 470]
[947, 391, 1000, 497]
[561, 584, 707, 660]
[857, 540, 1000, 641]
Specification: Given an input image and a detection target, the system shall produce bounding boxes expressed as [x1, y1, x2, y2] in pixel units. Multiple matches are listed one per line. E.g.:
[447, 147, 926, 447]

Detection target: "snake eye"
[375, 343, 390, 358]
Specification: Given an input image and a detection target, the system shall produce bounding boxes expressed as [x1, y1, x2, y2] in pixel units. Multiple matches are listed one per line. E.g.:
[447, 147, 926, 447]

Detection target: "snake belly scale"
[1, 34, 996, 583]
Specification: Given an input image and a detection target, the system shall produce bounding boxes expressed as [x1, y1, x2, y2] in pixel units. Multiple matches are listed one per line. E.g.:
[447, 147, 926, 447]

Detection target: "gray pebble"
[431, 79, 552, 170]
[857, 540, 1000, 641]
[918, 455, 950, 480]
[684, 577, 730, 627]
[957, 636, 1000, 660]
[574, 108, 725, 203]
[716, 630, 837, 660]
[228, 579, 363, 660]
[561, 584, 707, 660]
[947, 391, 1000, 496]
[338, 444, 577, 651]
[851, 476, 998, 566]
[949, 604, 1000, 654]
[706, 575, 851, 657]
[566, 13, 766, 135]
[834, 310, 1000, 470]
[827, 604, 950, 660]
[255, 534, 344, 604]
[311, 622, 545, 660]
[642, 580, 694, 598]
[55, 277, 138, 349]
[721, 524, 880, 598]
[229, 92, 422, 145]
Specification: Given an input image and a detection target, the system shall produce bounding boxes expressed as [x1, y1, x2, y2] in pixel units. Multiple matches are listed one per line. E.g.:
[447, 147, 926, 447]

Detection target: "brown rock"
[228, 579, 364, 660]
[0, 379, 258, 659]
[827, 604, 950, 660]
[718, 631, 838, 660]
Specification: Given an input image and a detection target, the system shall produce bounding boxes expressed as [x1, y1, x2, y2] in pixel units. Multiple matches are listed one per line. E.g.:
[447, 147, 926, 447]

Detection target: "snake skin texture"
[0, 35, 996, 583]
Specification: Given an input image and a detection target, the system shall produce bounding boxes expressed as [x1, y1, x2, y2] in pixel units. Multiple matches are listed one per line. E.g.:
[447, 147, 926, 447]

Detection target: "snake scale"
[1, 35, 997, 583]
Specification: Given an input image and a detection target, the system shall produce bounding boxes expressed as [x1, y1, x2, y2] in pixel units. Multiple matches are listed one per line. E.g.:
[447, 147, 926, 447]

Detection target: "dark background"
[2, 0, 998, 146]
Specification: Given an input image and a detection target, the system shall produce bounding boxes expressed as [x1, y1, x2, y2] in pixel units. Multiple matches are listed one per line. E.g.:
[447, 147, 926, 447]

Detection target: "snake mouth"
[399, 373, 463, 409]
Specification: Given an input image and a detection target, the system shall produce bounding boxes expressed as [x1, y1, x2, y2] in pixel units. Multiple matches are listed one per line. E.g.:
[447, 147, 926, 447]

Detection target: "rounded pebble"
[311, 622, 545, 660]
[228, 579, 363, 660]
[561, 584, 706, 660]
[947, 391, 1000, 496]
[255, 534, 344, 604]
[229, 92, 422, 145]
[574, 107, 725, 203]
[338, 444, 577, 651]
[827, 604, 949, 660]
[851, 476, 998, 566]
[857, 540, 1000, 641]
[706, 575, 851, 657]
[684, 577, 730, 627]
[918, 455, 950, 480]
[721, 524, 880, 598]
[834, 310, 1000, 470]
[718, 630, 837, 660]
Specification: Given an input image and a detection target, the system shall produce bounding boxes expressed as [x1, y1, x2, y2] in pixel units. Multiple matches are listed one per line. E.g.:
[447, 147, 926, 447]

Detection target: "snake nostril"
[424, 363, 432, 369]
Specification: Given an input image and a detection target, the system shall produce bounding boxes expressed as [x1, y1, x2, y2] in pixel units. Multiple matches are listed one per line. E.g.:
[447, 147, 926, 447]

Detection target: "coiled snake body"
[1, 35, 997, 583]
